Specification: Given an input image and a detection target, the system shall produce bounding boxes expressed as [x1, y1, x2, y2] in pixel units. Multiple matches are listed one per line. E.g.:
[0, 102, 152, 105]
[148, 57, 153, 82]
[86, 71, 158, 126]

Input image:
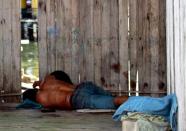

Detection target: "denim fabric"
[71, 81, 116, 109]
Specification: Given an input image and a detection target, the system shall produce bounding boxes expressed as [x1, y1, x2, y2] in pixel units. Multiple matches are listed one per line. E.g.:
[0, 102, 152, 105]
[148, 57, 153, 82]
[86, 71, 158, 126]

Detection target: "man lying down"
[20, 70, 128, 111]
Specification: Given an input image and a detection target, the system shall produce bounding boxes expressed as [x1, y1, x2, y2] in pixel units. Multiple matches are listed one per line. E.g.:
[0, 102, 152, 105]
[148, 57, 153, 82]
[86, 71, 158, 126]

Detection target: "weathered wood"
[0, 107, 121, 131]
[101, 0, 111, 90]
[79, 0, 86, 82]
[118, 0, 128, 92]
[136, 0, 150, 95]
[110, 0, 119, 91]
[93, 0, 102, 86]
[3, 0, 13, 95]
[0, 0, 21, 102]
[11, 0, 21, 94]
[63, 0, 72, 77]
[38, 0, 166, 95]
[136, 0, 165, 96]
[0, 0, 4, 90]
[55, 0, 65, 72]
[84, 0, 94, 81]
[71, 0, 80, 84]
[149, 0, 160, 97]
[38, 0, 48, 78]
[129, 0, 137, 93]
[46, 0, 56, 73]
[158, 0, 167, 95]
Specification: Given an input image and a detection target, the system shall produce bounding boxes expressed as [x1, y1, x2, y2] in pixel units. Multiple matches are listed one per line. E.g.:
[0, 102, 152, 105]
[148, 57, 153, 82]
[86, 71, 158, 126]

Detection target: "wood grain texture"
[137, 0, 152, 95]
[84, 0, 94, 81]
[129, 0, 137, 93]
[101, 0, 111, 89]
[118, 0, 128, 92]
[158, 0, 167, 95]
[71, 0, 80, 84]
[0, 0, 21, 102]
[79, 0, 86, 82]
[63, 0, 72, 77]
[38, 0, 166, 95]
[93, 0, 102, 86]
[46, 0, 56, 73]
[38, 0, 48, 78]
[11, 0, 21, 94]
[149, 0, 160, 97]
[3, 0, 12, 95]
[0, 0, 4, 90]
[110, 0, 119, 91]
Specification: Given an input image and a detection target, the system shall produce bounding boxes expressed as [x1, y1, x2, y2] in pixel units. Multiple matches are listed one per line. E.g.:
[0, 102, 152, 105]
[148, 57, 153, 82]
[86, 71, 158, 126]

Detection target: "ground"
[0, 104, 121, 131]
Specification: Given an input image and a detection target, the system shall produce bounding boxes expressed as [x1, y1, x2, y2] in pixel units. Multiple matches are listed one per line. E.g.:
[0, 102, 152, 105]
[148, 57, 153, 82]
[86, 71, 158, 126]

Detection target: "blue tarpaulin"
[112, 94, 177, 131]
[16, 99, 43, 109]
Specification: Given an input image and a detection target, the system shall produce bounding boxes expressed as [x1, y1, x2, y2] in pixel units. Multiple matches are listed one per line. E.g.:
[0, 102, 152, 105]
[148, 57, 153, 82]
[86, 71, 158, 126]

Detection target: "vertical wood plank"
[137, 0, 152, 96]
[93, 0, 102, 86]
[101, 0, 111, 89]
[149, 0, 160, 97]
[84, 0, 94, 81]
[11, 0, 21, 94]
[158, 0, 167, 95]
[46, 0, 56, 73]
[38, 0, 48, 78]
[110, 0, 119, 91]
[86, 0, 96, 81]
[3, 0, 12, 96]
[129, 0, 137, 93]
[71, 0, 80, 84]
[119, 0, 128, 92]
[0, 0, 4, 91]
[62, 0, 72, 77]
[55, 0, 64, 72]
[79, 0, 86, 82]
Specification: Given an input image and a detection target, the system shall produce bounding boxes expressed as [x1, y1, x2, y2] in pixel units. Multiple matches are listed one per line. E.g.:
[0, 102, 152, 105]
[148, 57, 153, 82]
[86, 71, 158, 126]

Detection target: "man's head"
[50, 70, 73, 84]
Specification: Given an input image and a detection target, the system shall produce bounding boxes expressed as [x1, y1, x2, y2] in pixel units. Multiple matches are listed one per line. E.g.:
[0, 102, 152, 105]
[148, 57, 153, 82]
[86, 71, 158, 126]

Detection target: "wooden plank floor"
[0, 104, 121, 131]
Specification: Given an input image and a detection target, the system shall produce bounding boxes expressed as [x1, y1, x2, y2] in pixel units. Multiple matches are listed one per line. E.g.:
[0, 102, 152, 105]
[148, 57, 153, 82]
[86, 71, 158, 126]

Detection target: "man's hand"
[33, 81, 41, 88]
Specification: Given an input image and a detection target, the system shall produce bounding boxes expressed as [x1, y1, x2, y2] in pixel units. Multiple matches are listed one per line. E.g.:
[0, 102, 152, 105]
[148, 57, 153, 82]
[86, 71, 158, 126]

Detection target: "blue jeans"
[71, 82, 116, 109]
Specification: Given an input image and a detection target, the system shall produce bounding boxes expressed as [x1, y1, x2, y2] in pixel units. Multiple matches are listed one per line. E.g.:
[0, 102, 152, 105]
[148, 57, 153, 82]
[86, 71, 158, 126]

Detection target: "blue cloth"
[112, 94, 177, 131]
[71, 81, 116, 109]
[16, 99, 43, 109]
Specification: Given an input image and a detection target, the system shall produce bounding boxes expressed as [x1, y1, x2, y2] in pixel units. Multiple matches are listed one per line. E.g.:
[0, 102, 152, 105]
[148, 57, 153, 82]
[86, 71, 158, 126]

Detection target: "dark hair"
[50, 70, 73, 84]
[23, 89, 38, 102]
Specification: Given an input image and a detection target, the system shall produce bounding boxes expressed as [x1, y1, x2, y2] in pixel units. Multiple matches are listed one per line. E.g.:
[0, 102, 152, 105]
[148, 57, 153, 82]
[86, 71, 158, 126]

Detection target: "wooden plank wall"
[38, 0, 166, 96]
[166, 0, 186, 130]
[0, 0, 21, 102]
[130, 0, 166, 96]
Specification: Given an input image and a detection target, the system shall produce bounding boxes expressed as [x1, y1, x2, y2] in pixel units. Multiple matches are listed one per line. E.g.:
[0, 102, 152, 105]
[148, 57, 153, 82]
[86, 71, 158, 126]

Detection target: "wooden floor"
[0, 104, 121, 131]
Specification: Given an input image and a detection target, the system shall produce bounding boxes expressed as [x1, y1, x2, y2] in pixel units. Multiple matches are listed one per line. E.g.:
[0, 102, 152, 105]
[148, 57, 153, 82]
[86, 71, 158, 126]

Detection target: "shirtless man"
[23, 71, 128, 110]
